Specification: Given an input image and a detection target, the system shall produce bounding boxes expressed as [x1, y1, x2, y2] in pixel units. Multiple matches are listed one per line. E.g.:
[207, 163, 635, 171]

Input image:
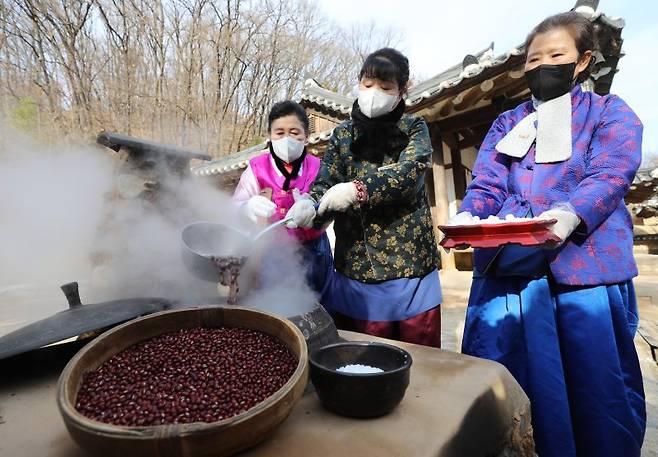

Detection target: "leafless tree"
[0, 0, 402, 157]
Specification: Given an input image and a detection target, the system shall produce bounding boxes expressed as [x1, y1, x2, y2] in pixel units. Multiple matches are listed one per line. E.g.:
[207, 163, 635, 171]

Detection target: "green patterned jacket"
[310, 114, 440, 283]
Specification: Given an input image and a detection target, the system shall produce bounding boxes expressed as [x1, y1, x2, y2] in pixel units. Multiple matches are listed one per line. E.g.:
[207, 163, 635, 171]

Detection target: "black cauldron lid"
[0, 282, 173, 360]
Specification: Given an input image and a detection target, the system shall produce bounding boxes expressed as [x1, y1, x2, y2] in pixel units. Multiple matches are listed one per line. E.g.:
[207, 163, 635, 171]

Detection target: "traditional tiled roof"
[299, 10, 624, 116]
[628, 167, 658, 220]
[98, 131, 211, 162]
[630, 167, 658, 195]
[300, 45, 501, 115]
[301, 79, 353, 115]
[192, 143, 263, 177]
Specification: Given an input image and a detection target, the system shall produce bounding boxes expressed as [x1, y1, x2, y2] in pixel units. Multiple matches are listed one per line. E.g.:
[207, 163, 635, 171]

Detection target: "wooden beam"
[428, 123, 456, 270]
[438, 74, 507, 118]
[407, 54, 526, 114]
[441, 131, 459, 151]
[453, 85, 483, 112]
[438, 100, 453, 118]
[436, 105, 499, 133]
[485, 74, 528, 100]
[458, 80, 496, 110]
[457, 125, 491, 149]
[435, 94, 528, 133]
[503, 79, 530, 99]
[458, 136, 483, 150]
[304, 105, 348, 124]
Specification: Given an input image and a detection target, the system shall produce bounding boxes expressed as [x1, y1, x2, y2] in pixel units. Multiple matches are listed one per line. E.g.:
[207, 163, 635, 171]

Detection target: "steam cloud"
[0, 123, 319, 334]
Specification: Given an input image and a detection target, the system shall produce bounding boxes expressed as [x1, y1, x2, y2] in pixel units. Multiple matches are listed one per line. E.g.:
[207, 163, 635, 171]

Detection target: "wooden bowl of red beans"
[57, 306, 308, 457]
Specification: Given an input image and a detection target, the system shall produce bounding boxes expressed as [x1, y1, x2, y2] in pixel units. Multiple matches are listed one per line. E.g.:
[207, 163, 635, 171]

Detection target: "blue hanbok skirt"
[462, 273, 646, 457]
[325, 268, 442, 321]
[300, 233, 334, 301]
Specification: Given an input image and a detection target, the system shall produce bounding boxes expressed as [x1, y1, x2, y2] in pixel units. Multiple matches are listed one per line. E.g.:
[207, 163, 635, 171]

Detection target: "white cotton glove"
[244, 195, 276, 223]
[285, 189, 316, 228]
[317, 182, 357, 216]
[447, 211, 476, 226]
[537, 204, 581, 244]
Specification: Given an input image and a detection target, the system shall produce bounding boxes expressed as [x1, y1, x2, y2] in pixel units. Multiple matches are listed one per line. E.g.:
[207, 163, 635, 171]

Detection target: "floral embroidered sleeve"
[359, 117, 433, 206]
[309, 126, 347, 229]
[459, 115, 512, 217]
[568, 96, 642, 235]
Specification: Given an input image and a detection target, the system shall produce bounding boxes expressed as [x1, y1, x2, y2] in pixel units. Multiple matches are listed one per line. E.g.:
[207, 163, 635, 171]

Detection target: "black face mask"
[524, 62, 577, 101]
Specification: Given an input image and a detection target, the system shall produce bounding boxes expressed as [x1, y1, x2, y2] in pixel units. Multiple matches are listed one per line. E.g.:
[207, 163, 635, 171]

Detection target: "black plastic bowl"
[309, 342, 412, 418]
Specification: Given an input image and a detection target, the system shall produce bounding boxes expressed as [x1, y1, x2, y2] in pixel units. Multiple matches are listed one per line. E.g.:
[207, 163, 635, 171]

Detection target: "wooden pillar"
[446, 132, 467, 206]
[428, 123, 456, 270]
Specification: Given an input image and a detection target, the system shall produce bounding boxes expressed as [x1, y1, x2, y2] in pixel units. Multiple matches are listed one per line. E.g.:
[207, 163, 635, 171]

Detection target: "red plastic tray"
[438, 219, 561, 249]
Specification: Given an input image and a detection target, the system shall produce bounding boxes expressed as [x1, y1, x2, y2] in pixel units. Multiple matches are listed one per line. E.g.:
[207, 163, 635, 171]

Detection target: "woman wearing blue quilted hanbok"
[454, 12, 646, 457]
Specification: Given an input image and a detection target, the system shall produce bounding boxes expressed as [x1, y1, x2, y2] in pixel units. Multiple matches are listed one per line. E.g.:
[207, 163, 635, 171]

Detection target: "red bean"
[75, 327, 297, 426]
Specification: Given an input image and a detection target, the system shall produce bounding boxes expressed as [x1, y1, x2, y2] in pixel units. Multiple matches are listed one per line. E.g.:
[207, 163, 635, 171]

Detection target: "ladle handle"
[253, 202, 321, 243]
[61, 282, 82, 308]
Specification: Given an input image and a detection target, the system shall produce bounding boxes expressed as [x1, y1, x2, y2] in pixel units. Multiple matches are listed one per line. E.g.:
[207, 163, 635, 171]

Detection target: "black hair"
[267, 100, 309, 133]
[525, 12, 595, 83]
[359, 48, 410, 91]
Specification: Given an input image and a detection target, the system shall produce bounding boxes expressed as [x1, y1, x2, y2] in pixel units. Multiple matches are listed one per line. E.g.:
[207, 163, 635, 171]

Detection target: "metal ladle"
[251, 216, 294, 244]
[251, 202, 319, 244]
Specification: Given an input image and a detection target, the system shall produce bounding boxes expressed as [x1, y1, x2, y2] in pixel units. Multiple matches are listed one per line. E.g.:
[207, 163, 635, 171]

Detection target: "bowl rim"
[309, 341, 412, 377]
[181, 220, 251, 258]
[56, 306, 308, 437]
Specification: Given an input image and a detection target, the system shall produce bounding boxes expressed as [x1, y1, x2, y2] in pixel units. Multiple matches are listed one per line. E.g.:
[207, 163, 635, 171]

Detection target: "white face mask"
[357, 87, 400, 118]
[271, 136, 305, 163]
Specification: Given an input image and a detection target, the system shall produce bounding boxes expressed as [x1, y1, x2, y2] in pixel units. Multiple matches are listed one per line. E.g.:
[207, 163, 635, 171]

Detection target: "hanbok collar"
[496, 86, 579, 163]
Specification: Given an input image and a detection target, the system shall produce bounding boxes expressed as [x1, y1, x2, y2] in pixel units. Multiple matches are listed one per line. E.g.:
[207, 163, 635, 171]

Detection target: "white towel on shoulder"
[495, 92, 572, 163]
